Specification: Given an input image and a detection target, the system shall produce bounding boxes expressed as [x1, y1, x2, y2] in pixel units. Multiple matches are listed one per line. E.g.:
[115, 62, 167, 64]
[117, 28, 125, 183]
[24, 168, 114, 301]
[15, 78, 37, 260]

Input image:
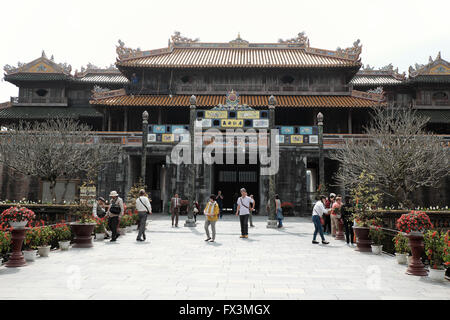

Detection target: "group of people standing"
[93, 189, 152, 242]
[311, 193, 354, 245]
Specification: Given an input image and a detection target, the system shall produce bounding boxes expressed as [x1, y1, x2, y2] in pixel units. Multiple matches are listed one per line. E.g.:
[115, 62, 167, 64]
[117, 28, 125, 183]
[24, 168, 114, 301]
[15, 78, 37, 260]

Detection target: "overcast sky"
[1, 0, 449, 101]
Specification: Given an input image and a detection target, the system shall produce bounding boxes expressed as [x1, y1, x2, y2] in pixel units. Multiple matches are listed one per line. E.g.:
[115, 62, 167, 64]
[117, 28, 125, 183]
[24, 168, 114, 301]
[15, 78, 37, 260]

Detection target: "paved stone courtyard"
[0, 215, 448, 300]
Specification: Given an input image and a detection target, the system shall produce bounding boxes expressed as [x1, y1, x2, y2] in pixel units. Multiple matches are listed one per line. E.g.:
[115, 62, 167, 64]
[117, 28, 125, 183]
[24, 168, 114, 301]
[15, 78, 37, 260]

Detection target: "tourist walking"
[216, 191, 224, 219]
[135, 189, 152, 242]
[312, 195, 329, 244]
[330, 195, 342, 237]
[342, 196, 355, 245]
[193, 200, 200, 222]
[235, 188, 254, 238]
[275, 194, 283, 228]
[170, 193, 181, 227]
[249, 194, 256, 227]
[323, 193, 335, 235]
[204, 195, 219, 242]
[107, 191, 124, 242]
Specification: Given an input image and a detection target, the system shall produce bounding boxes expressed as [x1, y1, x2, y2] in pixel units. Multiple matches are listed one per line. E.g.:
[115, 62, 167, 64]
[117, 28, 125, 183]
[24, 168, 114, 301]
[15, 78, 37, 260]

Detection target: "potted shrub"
[23, 227, 40, 261]
[0, 206, 36, 229]
[94, 217, 107, 241]
[70, 204, 97, 248]
[36, 226, 55, 257]
[396, 210, 433, 276]
[281, 202, 294, 216]
[393, 232, 410, 264]
[369, 225, 384, 255]
[53, 223, 72, 250]
[444, 231, 450, 281]
[0, 229, 11, 264]
[119, 215, 128, 235]
[350, 171, 382, 253]
[424, 230, 446, 281]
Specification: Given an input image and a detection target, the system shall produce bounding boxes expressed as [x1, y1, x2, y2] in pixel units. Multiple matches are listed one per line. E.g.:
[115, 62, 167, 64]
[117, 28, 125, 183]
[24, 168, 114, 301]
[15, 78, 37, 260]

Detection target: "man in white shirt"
[136, 189, 152, 241]
[312, 195, 329, 244]
[170, 193, 181, 227]
[235, 188, 254, 238]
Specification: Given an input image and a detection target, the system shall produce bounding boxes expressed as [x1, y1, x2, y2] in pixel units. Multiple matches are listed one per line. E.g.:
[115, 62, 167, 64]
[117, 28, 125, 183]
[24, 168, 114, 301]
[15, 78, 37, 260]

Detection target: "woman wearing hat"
[107, 191, 124, 242]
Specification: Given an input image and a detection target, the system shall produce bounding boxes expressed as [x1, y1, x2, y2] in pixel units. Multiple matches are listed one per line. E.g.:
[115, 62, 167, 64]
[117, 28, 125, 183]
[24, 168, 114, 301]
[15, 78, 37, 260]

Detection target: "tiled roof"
[117, 47, 361, 69]
[90, 94, 383, 108]
[350, 75, 404, 86]
[408, 75, 450, 84]
[416, 110, 450, 123]
[73, 73, 129, 84]
[0, 106, 102, 119]
[4, 73, 71, 81]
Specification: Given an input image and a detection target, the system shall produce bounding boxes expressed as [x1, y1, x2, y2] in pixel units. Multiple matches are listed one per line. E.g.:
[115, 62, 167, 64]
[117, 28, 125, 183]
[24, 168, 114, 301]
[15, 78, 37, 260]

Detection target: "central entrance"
[213, 163, 260, 212]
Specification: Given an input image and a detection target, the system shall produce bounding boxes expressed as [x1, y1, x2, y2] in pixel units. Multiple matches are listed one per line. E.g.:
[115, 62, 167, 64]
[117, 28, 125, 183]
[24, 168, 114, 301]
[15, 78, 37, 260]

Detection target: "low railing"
[11, 96, 68, 105]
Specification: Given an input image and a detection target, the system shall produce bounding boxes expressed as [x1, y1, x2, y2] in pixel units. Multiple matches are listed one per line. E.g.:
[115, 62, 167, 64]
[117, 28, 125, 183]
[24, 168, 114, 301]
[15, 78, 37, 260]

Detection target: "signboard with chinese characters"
[205, 110, 228, 119]
[237, 110, 260, 119]
[80, 186, 96, 205]
[221, 119, 244, 128]
[290, 135, 303, 144]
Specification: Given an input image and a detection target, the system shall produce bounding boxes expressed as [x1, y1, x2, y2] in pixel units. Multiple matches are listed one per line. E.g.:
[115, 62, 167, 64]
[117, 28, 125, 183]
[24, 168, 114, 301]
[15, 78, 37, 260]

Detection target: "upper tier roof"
[350, 64, 406, 87]
[408, 52, 450, 83]
[115, 32, 363, 69]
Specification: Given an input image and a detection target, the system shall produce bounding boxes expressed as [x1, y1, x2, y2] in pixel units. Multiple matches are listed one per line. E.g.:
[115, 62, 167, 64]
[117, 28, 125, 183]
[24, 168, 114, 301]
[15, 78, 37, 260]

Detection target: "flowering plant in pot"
[281, 202, 294, 215]
[424, 230, 446, 281]
[444, 231, 450, 281]
[52, 223, 72, 250]
[1, 206, 36, 229]
[23, 227, 40, 261]
[393, 232, 410, 264]
[396, 211, 433, 276]
[94, 217, 107, 240]
[119, 215, 130, 234]
[70, 204, 96, 248]
[0, 229, 11, 264]
[36, 226, 55, 257]
[369, 225, 384, 255]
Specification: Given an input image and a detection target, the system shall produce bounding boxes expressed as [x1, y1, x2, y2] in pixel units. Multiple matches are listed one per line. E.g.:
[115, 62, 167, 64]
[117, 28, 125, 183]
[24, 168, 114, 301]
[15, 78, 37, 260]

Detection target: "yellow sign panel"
[291, 135, 303, 144]
[429, 64, 450, 75]
[221, 119, 244, 128]
[162, 134, 174, 142]
[205, 110, 228, 119]
[28, 62, 57, 73]
[237, 111, 260, 119]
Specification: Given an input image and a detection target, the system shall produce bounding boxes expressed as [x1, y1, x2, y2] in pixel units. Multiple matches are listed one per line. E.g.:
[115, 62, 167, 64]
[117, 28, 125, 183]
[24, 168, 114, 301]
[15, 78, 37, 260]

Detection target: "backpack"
[110, 199, 121, 215]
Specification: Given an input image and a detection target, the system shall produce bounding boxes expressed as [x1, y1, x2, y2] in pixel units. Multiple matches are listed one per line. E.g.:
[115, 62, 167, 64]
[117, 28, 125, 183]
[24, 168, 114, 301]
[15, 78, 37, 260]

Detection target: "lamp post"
[141, 111, 149, 185]
[317, 112, 324, 190]
[184, 95, 196, 227]
[267, 95, 277, 228]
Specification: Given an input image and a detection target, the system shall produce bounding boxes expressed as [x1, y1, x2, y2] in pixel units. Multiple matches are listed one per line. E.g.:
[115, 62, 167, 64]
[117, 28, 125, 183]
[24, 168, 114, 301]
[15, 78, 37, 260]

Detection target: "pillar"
[184, 95, 197, 227]
[267, 95, 277, 228]
[141, 111, 149, 185]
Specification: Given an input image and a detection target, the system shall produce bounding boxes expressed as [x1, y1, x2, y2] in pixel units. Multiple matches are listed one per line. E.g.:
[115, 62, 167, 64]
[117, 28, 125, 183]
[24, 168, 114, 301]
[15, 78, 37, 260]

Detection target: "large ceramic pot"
[23, 250, 37, 261]
[335, 219, 345, 240]
[70, 223, 96, 248]
[395, 253, 408, 264]
[5, 228, 27, 267]
[353, 226, 372, 252]
[371, 244, 382, 255]
[58, 241, 70, 251]
[406, 231, 428, 276]
[37, 245, 51, 257]
[428, 268, 445, 281]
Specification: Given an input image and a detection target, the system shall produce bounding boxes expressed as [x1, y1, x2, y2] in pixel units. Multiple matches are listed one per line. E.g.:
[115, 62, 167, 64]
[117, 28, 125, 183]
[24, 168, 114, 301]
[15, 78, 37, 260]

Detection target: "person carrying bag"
[135, 189, 152, 242]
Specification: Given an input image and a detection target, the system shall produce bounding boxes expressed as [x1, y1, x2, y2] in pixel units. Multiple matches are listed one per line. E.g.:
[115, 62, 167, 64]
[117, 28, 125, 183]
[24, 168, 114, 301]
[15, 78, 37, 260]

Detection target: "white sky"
[1, 0, 449, 102]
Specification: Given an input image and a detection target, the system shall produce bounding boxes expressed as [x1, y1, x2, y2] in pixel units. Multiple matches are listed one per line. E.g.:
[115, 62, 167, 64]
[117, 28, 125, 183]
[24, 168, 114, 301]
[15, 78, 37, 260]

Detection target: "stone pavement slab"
[0, 215, 448, 300]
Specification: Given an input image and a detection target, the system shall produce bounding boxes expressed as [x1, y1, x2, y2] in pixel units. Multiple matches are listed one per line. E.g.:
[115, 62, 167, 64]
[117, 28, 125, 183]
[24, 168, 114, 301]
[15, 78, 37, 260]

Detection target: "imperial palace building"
[1, 32, 449, 213]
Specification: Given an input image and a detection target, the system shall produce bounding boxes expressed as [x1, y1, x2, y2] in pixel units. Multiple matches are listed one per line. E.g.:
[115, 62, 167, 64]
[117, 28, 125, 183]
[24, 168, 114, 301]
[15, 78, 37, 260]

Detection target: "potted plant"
[53, 223, 72, 250]
[350, 171, 382, 252]
[36, 226, 55, 257]
[396, 210, 433, 276]
[1, 206, 36, 229]
[393, 232, 410, 264]
[444, 231, 450, 281]
[369, 225, 384, 254]
[281, 202, 294, 216]
[424, 230, 446, 281]
[70, 204, 97, 248]
[0, 229, 11, 264]
[119, 215, 128, 235]
[23, 227, 40, 261]
[94, 217, 107, 241]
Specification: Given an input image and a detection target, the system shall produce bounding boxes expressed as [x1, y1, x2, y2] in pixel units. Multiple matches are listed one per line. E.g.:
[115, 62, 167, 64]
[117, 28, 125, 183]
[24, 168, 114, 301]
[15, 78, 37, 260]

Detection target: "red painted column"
[5, 228, 27, 267]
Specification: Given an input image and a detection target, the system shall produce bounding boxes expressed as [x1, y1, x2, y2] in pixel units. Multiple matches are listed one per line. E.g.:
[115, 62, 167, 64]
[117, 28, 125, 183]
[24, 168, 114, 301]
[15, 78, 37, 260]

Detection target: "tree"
[0, 118, 122, 203]
[330, 107, 449, 209]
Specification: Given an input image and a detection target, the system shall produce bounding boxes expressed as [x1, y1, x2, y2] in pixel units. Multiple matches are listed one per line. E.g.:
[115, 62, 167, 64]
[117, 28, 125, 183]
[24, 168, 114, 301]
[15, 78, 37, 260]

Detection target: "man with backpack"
[107, 191, 124, 242]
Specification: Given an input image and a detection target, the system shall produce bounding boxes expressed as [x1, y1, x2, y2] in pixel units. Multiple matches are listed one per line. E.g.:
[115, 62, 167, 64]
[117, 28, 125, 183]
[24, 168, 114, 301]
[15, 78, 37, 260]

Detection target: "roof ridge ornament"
[171, 31, 199, 44]
[336, 39, 362, 60]
[229, 34, 249, 47]
[278, 31, 310, 48]
[116, 39, 143, 61]
[213, 90, 252, 110]
[409, 52, 449, 77]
